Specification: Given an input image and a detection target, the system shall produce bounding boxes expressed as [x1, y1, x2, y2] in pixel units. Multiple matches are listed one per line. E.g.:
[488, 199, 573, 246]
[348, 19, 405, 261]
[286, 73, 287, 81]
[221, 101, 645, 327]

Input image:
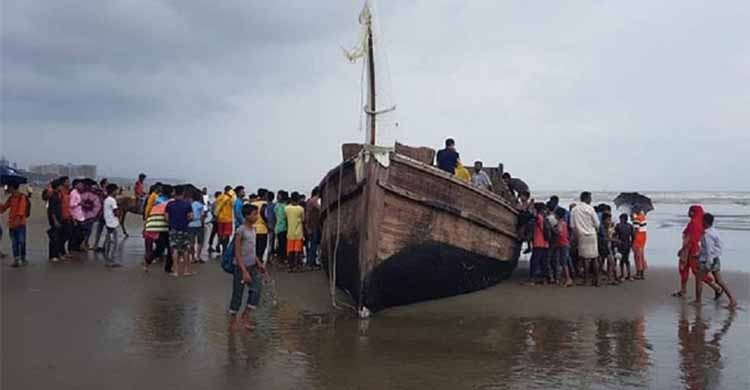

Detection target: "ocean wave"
[535, 191, 750, 206]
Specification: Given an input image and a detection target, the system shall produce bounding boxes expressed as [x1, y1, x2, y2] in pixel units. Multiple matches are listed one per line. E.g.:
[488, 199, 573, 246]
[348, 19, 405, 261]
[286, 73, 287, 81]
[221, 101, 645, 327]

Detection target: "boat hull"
[319, 146, 520, 312]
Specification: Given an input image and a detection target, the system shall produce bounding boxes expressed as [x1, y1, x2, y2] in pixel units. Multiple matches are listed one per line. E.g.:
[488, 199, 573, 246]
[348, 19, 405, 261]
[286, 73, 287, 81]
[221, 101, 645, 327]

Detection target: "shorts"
[217, 222, 233, 238]
[169, 230, 191, 253]
[617, 247, 631, 264]
[700, 258, 721, 273]
[287, 238, 304, 254]
[188, 226, 204, 245]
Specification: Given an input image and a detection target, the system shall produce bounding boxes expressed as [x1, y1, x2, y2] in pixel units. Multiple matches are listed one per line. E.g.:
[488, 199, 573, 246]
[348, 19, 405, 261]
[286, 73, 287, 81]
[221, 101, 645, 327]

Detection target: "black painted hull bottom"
[362, 241, 519, 312]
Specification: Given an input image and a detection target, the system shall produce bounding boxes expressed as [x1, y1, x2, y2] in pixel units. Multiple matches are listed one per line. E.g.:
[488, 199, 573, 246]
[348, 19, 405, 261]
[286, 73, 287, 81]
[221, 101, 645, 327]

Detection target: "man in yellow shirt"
[143, 183, 161, 220]
[284, 192, 305, 272]
[455, 160, 471, 182]
[214, 185, 234, 253]
[251, 188, 269, 262]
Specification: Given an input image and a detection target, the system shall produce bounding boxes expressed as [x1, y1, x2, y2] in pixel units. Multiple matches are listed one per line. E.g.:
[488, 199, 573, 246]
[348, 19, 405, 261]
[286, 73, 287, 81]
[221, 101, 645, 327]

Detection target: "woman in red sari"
[671, 205, 722, 298]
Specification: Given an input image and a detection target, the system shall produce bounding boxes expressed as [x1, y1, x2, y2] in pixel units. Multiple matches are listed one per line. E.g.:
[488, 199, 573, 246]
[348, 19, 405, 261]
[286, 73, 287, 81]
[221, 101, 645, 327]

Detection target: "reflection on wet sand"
[678, 304, 735, 390]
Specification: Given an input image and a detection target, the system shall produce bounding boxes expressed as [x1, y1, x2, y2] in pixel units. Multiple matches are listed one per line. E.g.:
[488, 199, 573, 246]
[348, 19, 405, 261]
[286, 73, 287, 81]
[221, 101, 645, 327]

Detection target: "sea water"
[534, 191, 750, 272]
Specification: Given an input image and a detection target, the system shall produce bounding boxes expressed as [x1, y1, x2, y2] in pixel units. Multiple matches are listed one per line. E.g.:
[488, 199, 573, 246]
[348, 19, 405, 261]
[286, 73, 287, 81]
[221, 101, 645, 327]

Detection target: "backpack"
[220, 237, 236, 274]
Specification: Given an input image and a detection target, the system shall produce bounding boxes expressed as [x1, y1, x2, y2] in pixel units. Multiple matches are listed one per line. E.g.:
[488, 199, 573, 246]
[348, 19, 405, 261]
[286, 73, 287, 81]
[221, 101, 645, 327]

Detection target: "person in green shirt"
[274, 190, 289, 261]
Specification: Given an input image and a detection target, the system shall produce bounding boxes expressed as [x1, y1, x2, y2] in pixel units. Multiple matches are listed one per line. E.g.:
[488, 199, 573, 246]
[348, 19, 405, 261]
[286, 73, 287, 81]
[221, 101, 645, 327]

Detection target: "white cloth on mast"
[342, 2, 371, 63]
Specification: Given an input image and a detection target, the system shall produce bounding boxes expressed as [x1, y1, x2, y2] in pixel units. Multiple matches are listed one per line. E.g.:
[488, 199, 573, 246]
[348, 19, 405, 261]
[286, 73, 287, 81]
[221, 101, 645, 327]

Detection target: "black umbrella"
[176, 183, 202, 199]
[613, 192, 654, 213]
[0, 166, 28, 186]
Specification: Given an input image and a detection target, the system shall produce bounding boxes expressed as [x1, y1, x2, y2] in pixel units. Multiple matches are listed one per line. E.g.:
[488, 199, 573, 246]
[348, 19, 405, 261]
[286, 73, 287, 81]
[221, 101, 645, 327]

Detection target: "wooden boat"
[319, 3, 520, 313]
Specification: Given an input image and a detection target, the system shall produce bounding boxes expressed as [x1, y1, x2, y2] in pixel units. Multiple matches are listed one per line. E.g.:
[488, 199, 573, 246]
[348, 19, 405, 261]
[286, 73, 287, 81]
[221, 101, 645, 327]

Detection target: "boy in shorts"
[695, 213, 737, 307]
[614, 213, 634, 281]
[166, 186, 194, 277]
[230, 204, 268, 329]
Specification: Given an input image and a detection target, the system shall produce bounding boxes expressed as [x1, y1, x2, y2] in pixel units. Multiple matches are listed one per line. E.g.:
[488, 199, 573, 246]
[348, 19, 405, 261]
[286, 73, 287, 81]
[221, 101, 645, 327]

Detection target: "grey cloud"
[2, 0, 749, 191]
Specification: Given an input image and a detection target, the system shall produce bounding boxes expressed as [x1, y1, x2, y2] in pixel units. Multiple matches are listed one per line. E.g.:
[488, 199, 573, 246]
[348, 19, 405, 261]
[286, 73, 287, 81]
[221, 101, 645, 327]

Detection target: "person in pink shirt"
[69, 179, 87, 252]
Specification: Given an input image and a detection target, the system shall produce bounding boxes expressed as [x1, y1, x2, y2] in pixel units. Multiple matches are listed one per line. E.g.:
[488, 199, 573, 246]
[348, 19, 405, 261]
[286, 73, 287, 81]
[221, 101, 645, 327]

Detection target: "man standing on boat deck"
[472, 161, 493, 191]
[436, 138, 460, 174]
[502, 172, 529, 200]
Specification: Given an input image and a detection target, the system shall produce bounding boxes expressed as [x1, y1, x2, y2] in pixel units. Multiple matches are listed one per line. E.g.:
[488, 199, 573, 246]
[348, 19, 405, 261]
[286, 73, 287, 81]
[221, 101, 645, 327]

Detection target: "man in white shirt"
[570, 191, 600, 286]
[471, 161, 493, 191]
[102, 184, 122, 267]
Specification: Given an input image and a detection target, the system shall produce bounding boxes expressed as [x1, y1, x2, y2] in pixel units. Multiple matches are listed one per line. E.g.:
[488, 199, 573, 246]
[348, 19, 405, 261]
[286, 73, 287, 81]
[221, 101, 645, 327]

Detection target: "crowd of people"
[0, 153, 739, 321]
[510, 190, 736, 308]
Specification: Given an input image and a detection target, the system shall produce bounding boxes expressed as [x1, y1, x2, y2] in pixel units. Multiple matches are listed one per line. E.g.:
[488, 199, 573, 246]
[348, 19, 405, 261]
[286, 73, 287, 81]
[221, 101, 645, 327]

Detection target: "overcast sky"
[2, 0, 749, 192]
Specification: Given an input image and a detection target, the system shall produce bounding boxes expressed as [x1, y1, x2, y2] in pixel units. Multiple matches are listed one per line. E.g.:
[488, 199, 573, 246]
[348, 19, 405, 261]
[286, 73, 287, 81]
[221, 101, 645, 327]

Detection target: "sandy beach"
[1, 194, 748, 390]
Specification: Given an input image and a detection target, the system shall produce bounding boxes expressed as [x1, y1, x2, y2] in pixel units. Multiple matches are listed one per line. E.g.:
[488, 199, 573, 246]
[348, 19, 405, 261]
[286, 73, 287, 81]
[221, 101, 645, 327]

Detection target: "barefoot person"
[229, 204, 268, 329]
[695, 213, 737, 307]
[672, 205, 722, 298]
[632, 207, 648, 279]
[570, 191, 600, 286]
[165, 186, 194, 277]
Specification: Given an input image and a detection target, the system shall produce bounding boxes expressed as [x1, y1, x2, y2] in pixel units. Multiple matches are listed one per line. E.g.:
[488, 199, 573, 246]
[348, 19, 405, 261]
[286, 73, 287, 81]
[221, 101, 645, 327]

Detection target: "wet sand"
[1, 202, 749, 389]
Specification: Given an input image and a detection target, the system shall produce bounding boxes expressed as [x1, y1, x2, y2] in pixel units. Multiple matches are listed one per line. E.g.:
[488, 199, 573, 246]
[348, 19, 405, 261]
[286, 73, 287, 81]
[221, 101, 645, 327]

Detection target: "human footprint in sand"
[694, 213, 737, 308]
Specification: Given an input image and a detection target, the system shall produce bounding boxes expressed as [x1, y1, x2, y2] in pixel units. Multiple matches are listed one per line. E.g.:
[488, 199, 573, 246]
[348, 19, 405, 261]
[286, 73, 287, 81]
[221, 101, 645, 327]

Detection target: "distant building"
[29, 163, 97, 178]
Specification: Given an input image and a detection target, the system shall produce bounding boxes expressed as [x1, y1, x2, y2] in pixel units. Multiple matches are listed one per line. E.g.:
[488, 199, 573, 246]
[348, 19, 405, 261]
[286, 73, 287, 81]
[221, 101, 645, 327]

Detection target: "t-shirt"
[188, 201, 204, 228]
[134, 181, 146, 198]
[455, 165, 471, 182]
[70, 189, 85, 222]
[233, 198, 245, 228]
[614, 222, 633, 250]
[304, 197, 321, 234]
[532, 214, 549, 248]
[166, 199, 192, 231]
[275, 202, 288, 233]
[251, 200, 269, 234]
[508, 178, 529, 195]
[214, 193, 233, 223]
[436, 148, 459, 174]
[234, 224, 257, 267]
[472, 170, 493, 190]
[285, 204, 305, 240]
[103, 196, 119, 228]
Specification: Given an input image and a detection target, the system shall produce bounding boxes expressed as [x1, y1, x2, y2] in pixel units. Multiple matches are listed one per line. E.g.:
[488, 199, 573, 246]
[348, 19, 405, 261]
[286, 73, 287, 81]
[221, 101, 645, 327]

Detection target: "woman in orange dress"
[631, 208, 648, 279]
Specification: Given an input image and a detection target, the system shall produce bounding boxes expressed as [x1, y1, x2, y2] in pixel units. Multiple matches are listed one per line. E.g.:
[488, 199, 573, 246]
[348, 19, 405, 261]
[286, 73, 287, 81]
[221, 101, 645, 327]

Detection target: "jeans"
[551, 246, 572, 281]
[103, 227, 119, 264]
[230, 265, 263, 312]
[93, 217, 106, 248]
[9, 226, 27, 260]
[305, 230, 320, 266]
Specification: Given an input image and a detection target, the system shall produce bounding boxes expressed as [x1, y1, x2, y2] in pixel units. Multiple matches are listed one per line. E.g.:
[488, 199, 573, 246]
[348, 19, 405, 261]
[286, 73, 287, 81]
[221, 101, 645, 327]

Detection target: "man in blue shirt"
[436, 138, 459, 174]
[233, 186, 246, 229]
[695, 213, 736, 307]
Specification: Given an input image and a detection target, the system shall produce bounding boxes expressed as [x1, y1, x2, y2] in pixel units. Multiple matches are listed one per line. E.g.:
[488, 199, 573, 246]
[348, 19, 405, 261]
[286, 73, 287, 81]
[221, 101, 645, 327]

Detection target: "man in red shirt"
[1, 183, 31, 267]
[134, 173, 147, 212]
[528, 202, 549, 285]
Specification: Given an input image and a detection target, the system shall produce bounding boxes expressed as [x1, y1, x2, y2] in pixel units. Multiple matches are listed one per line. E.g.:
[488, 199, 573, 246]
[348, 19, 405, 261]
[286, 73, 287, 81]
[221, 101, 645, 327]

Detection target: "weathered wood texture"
[394, 142, 435, 165]
[319, 150, 520, 309]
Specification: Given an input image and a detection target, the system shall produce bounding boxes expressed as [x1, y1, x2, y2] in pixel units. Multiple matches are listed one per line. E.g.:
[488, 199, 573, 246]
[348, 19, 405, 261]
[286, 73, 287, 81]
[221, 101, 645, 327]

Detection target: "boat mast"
[365, 9, 376, 145]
